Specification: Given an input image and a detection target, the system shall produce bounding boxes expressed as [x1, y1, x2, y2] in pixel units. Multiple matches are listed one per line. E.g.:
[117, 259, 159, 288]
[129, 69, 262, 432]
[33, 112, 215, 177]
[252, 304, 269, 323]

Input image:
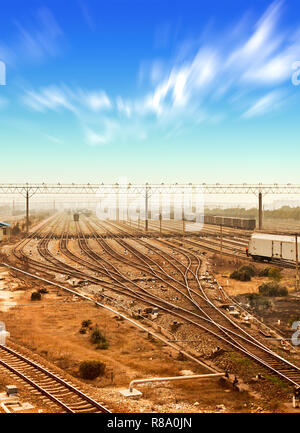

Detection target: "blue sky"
[0, 0, 300, 183]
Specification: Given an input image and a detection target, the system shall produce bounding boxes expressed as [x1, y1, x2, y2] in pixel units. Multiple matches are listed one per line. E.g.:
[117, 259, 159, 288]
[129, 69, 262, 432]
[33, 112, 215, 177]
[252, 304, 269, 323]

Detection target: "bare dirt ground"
[0, 264, 284, 414]
[214, 256, 297, 297]
[2, 213, 300, 414]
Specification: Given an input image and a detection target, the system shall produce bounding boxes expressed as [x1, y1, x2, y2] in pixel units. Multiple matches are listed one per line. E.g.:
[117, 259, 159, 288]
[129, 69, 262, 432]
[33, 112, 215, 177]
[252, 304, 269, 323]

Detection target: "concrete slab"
[11, 402, 34, 412]
[6, 385, 18, 396]
[119, 388, 143, 398]
[180, 370, 194, 376]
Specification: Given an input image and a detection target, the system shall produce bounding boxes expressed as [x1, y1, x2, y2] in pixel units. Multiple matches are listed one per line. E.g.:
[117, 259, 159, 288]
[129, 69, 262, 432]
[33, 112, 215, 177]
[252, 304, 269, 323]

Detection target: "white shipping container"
[248, 233, 300, 262]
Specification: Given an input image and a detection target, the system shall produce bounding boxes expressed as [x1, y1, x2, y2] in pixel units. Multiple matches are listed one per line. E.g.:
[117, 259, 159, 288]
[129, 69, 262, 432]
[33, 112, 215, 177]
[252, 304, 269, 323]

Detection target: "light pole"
[220, 224, 223, 265]
[295, 234, 299, 291]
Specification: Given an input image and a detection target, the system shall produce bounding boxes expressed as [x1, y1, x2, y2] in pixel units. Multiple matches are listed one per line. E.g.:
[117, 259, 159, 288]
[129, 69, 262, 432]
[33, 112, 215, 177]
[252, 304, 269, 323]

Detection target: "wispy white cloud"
[84, 91, 111, 111]
[0, 7, 63, 67]
[44, 134, 63, 144]
[22, 85, 112, 114]
[19, 1, 300, 146]
[22, 85, 74, 112]
[78, 0, 95, 31]
[243, 91, 284, 118]
[85, 129, 107, 146]
[15, 7, 63, 62]
[136, 0, 298, 120]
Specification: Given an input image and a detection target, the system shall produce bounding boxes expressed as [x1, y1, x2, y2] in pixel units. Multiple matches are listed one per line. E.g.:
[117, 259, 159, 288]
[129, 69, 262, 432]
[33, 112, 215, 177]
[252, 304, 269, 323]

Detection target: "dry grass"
[0, 279, 262, 412]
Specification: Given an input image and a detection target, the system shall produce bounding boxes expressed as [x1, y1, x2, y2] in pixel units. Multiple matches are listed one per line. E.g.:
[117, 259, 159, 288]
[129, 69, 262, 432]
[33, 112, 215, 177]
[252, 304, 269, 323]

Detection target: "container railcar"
[247, 233, 299, 263]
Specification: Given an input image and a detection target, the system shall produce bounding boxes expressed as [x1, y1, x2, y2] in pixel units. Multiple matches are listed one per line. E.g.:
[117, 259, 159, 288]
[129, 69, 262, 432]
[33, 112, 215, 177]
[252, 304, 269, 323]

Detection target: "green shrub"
[79, 328, 87, 334]
[268, 267, 282, 282]
[258, 267, 282, 281]
[238, 265, 256, 277]
[38, 288, 48, 294]
[247, 293, 270, 309]
[230, 268, 251, 281]
[81, 320, 92, 328]
[230, 270, 240, 280]
[79, 360, 106, 380]
[90, 327, 108, 347]
[258, 281, 288, 297]
[31, 291, 41, 301]
[259, 267, 271, 277]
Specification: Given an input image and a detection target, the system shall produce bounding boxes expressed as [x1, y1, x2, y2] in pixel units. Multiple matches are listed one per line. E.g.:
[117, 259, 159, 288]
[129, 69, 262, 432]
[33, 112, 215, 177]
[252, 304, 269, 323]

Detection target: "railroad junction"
[0, 209, 300, 413]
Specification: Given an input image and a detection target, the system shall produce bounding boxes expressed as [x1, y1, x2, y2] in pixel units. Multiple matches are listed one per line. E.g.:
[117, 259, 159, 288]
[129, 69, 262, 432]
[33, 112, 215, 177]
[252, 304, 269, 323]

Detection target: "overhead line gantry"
[1, 183, 300, 232]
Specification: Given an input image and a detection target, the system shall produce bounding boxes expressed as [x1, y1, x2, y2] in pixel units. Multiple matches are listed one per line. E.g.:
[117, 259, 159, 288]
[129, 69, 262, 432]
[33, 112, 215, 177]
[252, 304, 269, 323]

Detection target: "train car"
[73, 213, 79, 222]
[243, 218, 256, 230]
[232, 218, 241, 229]
[249, 219, 256, 230]
[204, 215, 256, 230]
[223, 217, 232, 227]
[248, 233, 299, 263]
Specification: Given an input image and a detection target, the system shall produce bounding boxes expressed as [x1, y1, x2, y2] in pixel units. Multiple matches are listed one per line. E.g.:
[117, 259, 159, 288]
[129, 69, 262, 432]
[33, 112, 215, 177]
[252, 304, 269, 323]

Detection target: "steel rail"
[7, 213, 300, 389]
[0, 345, 110, 413]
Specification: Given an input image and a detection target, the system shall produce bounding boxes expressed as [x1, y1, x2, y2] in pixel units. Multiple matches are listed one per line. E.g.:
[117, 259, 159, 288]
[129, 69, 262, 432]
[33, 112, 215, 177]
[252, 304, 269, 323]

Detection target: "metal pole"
[145, 184, 149, 232]
[159, 191, 162, 235]
[116, 185, 119, 222]
[26, 189, 29, 234]
[258, 192, 263, 230]
[182, 189, 185, 234]
[296, 234, 299, 291]
[129, 373, 225, 393]
[220, 224, 223, 264]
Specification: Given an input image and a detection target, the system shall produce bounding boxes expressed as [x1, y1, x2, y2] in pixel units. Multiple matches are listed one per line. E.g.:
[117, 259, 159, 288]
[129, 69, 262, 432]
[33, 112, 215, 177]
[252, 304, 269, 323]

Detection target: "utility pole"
[26, 189, 29, 235]
[159, 191, 162, 235]
[295, 234, 299, 291]
[145, 184, 149, 232]
[220, 224, 223, 265]
[116, 184, 119, 223]
[258, 192, 263, 230]
[182, 189, 185, 235]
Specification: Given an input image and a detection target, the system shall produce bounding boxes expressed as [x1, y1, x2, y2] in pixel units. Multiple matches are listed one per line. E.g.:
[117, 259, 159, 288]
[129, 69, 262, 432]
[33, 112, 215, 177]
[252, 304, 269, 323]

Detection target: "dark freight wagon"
[73, 213, 79, 221]
[203, 215, 256, 230]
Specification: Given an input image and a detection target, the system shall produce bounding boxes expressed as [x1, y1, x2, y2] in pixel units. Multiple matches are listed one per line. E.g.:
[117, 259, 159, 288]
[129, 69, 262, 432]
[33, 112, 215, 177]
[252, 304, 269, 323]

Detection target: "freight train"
[247, 233, 299, 263]
[204, 215, 256, 230]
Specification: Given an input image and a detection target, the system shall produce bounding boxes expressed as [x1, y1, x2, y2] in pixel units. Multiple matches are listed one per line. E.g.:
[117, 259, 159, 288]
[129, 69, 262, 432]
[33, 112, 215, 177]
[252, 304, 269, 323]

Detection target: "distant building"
[0, 222, 10, 241]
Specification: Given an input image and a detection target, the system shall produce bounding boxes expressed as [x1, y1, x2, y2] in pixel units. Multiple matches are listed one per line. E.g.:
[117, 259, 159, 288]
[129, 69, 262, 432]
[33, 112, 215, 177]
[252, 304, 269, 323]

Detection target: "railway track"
[123, 218, 296, 269]
[6, 213, 300, 392]
[0, 344, 110, 413]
